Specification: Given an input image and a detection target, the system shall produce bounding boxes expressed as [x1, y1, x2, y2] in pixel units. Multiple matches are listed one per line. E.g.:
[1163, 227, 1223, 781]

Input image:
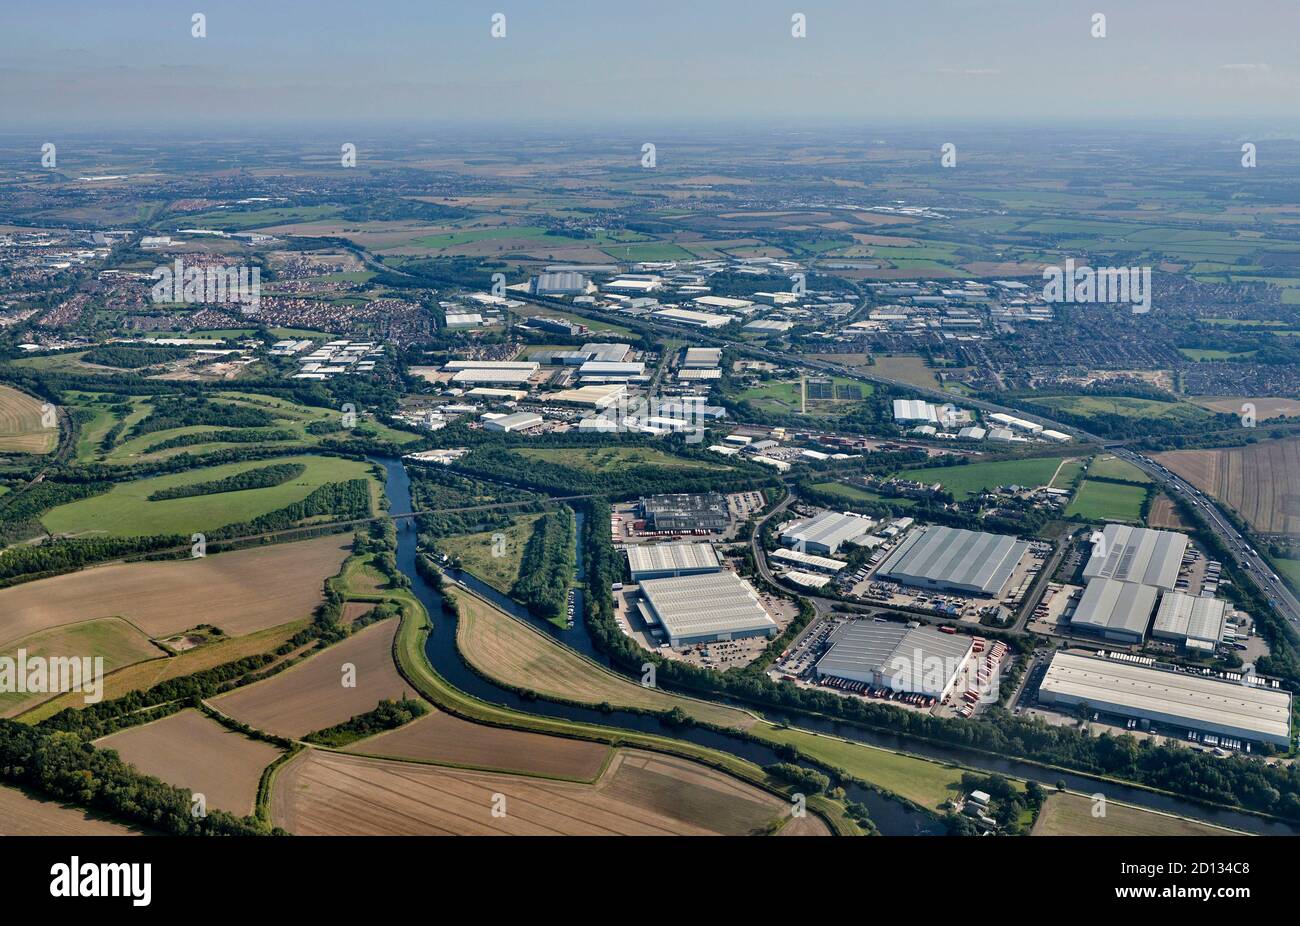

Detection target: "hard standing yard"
[0, 383, 56, 454]
[272, 748, 790, 836]
[344, 708, 610, 780]
[1156, 438, 1300, 534]
[95, 709, 282, 816]
[0, 534, 351, 648]
[212, 618, 412, 738]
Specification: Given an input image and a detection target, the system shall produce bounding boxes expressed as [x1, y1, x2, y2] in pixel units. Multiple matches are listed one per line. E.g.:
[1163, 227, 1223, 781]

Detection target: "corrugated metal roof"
[878, 526, 1028, 596]
[816, 622, 973, 687]
[1083, 525, 1187, 590]
[1040, 652, 1291, 744]
[1072, 577, 1159, 638]
[638, 572, 776, 641]
[626, 542, 720, 576]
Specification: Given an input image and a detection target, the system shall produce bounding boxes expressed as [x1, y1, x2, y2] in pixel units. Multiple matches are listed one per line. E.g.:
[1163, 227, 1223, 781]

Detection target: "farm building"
[1068, 576, 1159, 644]
[1082, 525, 1188, 591]
[625, 542, 721, 581]
[876, 525, 1029, 597]
[1038, 651, 1292, 747]
[780, 510, 874, 555]
[815, 621, 974, 699]
[1152, 592, 1231, 652]
[637, 572, 777, 647]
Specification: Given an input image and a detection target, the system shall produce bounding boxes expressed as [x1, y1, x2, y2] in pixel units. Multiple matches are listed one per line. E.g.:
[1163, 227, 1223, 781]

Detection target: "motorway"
[1110, 447, 1300, 629]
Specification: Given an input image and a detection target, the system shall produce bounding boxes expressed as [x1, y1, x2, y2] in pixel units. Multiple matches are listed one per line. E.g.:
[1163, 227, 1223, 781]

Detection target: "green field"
[1273, 556, 1300, 595]
[898, 456, 1068, 500]
[1050, 459, 1087, 489]
[433, 513, 543, 595]
[1178, 348, 1257, 361]
[732, 375, 873, 415]
[41, 454, 375, 537]
[1031, 395, 1211, 426]
[1065, 480, 1148, 523]
[515, 446, 726, 473]
[175, 204, 341, 230]
[1086, 455, 1152, 484]
[600, 242, 698, 262]
[809, 481, 915, 508]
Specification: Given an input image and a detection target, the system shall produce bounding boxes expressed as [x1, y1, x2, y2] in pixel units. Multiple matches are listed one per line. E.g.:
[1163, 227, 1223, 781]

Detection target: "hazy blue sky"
[2, 0, 1297, 132]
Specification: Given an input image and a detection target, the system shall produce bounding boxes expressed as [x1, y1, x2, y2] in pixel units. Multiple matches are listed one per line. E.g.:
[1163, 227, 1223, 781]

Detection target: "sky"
[1, 0, 1298, 133]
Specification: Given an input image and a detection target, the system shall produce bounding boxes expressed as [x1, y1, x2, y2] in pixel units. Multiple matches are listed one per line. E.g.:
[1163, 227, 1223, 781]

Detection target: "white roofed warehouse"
[1038, 651, 1292, 747]
[877, 525, 1029, 597]
[625, 542, 721, 581]
[780, 510, 874, 555]
[636, 571, 777, 647]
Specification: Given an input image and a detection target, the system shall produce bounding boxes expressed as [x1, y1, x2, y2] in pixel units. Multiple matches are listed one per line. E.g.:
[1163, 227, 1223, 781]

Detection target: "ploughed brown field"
[344, 708, 610, 780]
[1156, 437, 1300, 534]
[0, 784, 149, 835]
[212, 617, 411, 739]
[0, 534, 350, 648]
[1145, 493, 1188, 531]
[273, 748, 799, 836]
[95, 709, 281, 816]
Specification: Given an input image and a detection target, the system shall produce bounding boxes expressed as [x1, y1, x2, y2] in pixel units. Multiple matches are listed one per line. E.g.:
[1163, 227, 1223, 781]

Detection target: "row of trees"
[147, 462, 305, 501]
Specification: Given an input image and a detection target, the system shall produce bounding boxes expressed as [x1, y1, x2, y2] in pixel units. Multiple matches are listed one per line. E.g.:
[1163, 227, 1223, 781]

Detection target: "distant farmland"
[0, 784, 148, 836]
[0, 383, 57, 454]
[1156, 438, 1300, 535]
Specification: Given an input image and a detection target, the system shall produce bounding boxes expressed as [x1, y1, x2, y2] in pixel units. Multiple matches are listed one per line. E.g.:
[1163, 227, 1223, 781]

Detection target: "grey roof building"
[877, 525, 1029, 597]
[815, 621, 974, 698]
[1069, 576, 1159, 644]
[1152, 592, 1230, 652]
[1039, 651, 1291, 747]
[639, 493, 730, 532]
[1083, 525, 1188, 591]
[637, 571, 777, 647]
[780, 510, 874, 556]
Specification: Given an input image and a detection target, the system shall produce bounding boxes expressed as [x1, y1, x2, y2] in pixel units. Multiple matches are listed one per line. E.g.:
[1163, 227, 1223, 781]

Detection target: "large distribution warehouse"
[1038, 651, 1292, 747]
[636, 571, 777, 647]
[815, 621, 974, 699]
[638, 493, 730, 532]
[1152, 592, 1231, 652]
[1083, 525, 1188, 590]
[625, 542, 721, 581]
[877, 525, 1029, 597]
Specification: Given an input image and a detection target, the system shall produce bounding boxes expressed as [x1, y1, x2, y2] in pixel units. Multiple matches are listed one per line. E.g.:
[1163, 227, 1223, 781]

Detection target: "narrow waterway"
[379, 457, 1298, 837]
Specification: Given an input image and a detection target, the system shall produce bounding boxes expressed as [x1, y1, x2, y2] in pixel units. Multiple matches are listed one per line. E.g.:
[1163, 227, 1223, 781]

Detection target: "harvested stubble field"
[273, 748, 797, 836]
[344, 707, 610, 780]
[212, 617, 412, 738]
[0, 534, 350, 648]
[1031, 792, 1240, 837]
[95, 709, 282, 816]
[1146, 493, 1189, 530]
[0, 383, 57, 454]
[0, 784, 149, 835]
[451, 588, 754, 729]
[1156, 438, 1300, 534]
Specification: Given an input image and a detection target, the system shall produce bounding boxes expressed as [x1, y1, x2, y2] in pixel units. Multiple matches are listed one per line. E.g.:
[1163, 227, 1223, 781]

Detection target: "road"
[1110, 447, 1300, 629]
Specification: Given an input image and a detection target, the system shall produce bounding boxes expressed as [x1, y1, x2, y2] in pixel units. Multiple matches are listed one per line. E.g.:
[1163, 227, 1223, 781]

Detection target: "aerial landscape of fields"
[1, 2, 1299, 905]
